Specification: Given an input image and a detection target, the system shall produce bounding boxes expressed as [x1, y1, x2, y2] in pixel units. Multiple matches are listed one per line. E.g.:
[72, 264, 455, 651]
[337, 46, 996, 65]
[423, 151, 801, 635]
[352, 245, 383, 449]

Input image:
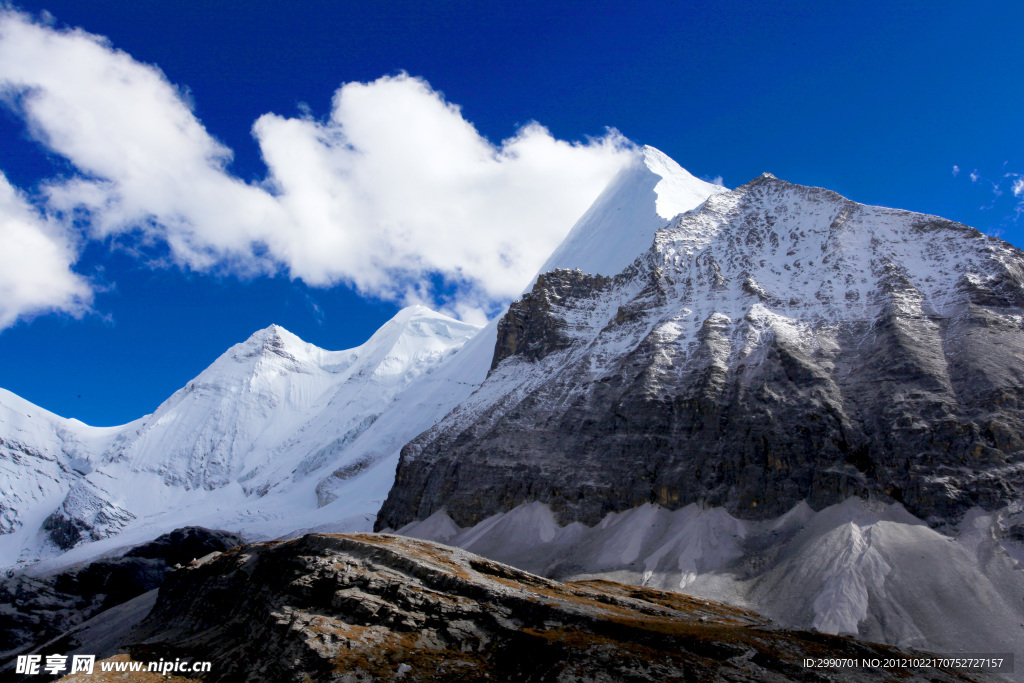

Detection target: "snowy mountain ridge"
[104, 305, 478, 492]
[0, 305, 480, 570]
[1, 142, 725, 571]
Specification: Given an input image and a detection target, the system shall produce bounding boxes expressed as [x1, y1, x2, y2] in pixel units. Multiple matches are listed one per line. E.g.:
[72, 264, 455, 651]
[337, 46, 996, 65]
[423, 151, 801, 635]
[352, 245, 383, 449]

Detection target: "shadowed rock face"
[491, 270, 613, 370]
[0, 527, 243, 665]
[377, 175, 1024, 530]
[42, 481, 136, 551]
[95, 533, 991, 682]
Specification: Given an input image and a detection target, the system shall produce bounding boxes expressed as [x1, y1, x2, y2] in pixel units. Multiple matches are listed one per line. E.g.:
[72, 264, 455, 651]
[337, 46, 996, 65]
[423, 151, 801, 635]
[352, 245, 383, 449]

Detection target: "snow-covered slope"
[537, 145, 727, 278]
[0, 305, 480, 571]
[0, 388, 133, 548]
[106, 324, 356, 491]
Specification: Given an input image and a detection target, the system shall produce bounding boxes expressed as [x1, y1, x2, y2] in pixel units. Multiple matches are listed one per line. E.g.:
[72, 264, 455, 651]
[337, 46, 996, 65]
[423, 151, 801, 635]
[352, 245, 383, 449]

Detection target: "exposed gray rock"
[42, 481, 135, 551]
[378, 175, 1024, 530]
[121, 526, 245, 567]
[492, 269, 612, 369]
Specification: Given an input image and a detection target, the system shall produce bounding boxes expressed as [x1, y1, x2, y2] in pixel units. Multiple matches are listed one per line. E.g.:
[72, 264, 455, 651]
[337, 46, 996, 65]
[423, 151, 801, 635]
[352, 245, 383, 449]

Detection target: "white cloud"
[254, 74, 634, 309]
[1013, 177, 1024, 198]
[0, 10, 285, 269]
[0, 10, 636, 325]
[0, 172, 91, 328]
[952, 165, 959, 177]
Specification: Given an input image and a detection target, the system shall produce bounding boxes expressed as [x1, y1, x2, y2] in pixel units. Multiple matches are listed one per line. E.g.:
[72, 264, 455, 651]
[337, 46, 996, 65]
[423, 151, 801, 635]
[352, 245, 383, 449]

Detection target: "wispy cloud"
[302, 291, 325, 326]
[1011, 177, 1024, 198]
[954, 162, 1024, 224]
[0, 9, 637, 328]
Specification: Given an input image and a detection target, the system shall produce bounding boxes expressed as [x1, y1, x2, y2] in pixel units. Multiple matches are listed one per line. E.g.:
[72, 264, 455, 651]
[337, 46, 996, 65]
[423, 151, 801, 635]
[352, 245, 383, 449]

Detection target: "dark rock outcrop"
[0, 527, 243, 666]
[378, 176, 1024, 530]
[121, 527, 243, 567]
[84, 533, 993, 682]
[492, 269, 612, 369]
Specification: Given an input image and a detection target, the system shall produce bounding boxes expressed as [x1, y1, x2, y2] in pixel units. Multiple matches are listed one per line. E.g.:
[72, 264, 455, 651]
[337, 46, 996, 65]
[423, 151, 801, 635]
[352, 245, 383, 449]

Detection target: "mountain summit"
[375, 164, 1024, 665]
[107, 304, 480, 492]
[537, 145, 727, 279]
[380, 173, 1024, 529]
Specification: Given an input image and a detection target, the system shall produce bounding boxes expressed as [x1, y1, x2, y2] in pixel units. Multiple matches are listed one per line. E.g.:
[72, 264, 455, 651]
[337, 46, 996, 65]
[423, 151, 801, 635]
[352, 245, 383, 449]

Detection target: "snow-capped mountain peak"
[107, 307, 480, 491]
[343, 305, 482, 383]
[226, 322, 339, 370]
[0, 305, 482, 569]
[638, 145, 728, 218]
[536, 145, 728, 281]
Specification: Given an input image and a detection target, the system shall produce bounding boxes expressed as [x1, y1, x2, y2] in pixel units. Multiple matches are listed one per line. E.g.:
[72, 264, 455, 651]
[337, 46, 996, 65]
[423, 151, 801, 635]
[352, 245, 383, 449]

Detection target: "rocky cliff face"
[377, 174, 1024, 530]
[86, 533, 993, 682]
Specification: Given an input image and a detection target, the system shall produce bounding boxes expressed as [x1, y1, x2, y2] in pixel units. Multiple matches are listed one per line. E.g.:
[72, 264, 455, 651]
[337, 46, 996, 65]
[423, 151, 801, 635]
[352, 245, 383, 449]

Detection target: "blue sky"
[0, 0, 1022, 425]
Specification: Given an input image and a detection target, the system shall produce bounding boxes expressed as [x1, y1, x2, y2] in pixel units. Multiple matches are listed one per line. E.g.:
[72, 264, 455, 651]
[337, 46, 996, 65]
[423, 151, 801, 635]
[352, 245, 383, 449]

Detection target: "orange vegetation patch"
[326, 628, 495, 681]
[571, 579, 766, 624]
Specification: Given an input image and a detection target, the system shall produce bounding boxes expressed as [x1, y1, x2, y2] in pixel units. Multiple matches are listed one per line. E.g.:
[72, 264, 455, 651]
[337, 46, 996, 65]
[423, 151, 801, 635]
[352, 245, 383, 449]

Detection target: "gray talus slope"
[377, 173, 1024, 530]
[395, 499, 1024, 670]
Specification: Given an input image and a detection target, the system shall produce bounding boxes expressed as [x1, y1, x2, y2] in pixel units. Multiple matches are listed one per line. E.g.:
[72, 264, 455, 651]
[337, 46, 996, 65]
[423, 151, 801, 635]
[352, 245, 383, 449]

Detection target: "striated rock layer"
[378, 174, 1024, 530]
[94, 533, 993, 682]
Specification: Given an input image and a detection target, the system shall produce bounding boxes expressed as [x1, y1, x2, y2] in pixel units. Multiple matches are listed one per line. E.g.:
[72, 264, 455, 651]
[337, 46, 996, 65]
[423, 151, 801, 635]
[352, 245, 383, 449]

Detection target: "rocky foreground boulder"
[49, 532, 1000, 682]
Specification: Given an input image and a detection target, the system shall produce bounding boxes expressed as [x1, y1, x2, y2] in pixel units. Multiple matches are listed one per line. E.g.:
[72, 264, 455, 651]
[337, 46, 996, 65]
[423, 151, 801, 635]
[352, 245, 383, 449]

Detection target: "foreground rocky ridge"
[50, 533, 998, 682]
[378, 174, 1024, 531]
